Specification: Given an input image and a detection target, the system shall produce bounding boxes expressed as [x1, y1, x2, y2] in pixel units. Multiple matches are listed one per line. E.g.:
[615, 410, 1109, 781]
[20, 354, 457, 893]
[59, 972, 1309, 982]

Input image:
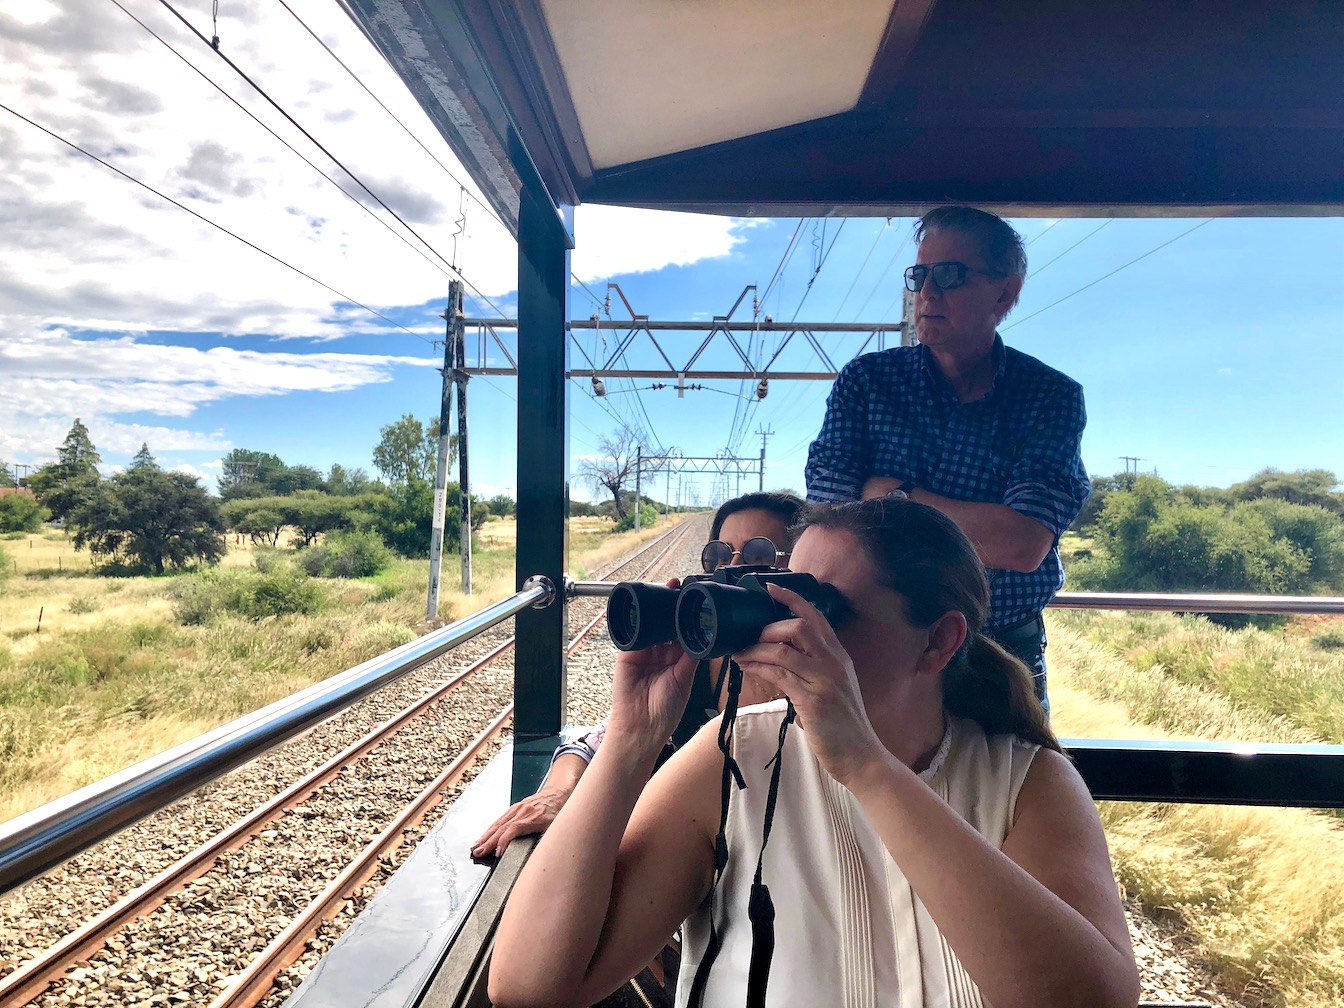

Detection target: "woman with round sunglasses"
[491, 498, 1137, 1008]
[806, 206, 1091, 716]
[471, 491, 806, 860]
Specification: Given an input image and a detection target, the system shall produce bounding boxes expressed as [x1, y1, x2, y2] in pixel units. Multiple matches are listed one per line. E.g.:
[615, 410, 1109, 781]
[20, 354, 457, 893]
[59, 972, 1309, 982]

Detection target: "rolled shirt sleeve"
[1001, 376, 1091, 540]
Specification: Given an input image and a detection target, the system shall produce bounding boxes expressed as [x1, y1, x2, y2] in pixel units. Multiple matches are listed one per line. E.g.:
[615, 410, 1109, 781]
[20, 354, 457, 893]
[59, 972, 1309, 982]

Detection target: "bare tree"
[577, 425, 642, 519]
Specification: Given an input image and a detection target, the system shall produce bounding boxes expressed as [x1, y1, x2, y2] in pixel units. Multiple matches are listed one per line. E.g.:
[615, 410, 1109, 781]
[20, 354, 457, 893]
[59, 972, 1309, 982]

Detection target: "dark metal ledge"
[1066, 738, 1344, 808]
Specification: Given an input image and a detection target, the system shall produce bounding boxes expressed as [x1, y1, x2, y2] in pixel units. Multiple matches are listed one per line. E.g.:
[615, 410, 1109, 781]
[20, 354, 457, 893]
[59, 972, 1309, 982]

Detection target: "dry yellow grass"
[1050, 618, 1344, 1006]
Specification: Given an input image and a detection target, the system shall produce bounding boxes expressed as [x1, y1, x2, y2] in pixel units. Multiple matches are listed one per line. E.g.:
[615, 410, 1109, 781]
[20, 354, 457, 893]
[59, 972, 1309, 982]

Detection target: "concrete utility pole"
[756, 425, 774, 491]
[453, 285, 472, 594]
[634, 447, 642, 532]
[901, 287, 918, 346]
[426, 283, 461, 621]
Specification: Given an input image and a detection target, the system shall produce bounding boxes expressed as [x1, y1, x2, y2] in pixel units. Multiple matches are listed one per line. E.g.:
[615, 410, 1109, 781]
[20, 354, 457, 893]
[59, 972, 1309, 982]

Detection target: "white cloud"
[0, 0, 766, 474]
[572, 206, 754, 285]
[0, 319, 437, 464]
[171, 462, 212, 483]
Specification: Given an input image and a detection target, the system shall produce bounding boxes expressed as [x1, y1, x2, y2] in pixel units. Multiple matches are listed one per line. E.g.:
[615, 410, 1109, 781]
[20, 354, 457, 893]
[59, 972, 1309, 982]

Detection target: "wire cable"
[830, 219, 888, 321]
[1028, 219, 1113, 278]
[1, 101, 434, 345]
[275, 0, 511, 235]
[758, 219, 806, 309]
[571, 273, 606, 313]
[154, 0, 510, 320]
[1004, 219, 1214, 331]
[852, 226, 912, 320]
[106, 0, 455, 284]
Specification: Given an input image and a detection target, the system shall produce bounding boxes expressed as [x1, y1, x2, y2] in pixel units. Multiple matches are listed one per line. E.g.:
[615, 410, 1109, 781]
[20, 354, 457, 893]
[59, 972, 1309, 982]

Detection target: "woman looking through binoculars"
[471, 492, 807, 860]
[490, 497, 1138, 1008]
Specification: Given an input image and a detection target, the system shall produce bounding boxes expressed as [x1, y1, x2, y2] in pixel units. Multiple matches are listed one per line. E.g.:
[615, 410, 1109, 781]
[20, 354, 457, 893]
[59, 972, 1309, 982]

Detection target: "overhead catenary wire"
[153, 0, 510, 320]
[757, 219, 806, 309]
[106, 0, 456, 286]
[1004, 219, 1214, 331]
[726, 220, 848, 455]
[830, 219, 889, 322]
[1028, 219, 1113, 278]
[852, 224, 912, 320]
[275, 0, 511, 236]
[0, 102, 435, 345]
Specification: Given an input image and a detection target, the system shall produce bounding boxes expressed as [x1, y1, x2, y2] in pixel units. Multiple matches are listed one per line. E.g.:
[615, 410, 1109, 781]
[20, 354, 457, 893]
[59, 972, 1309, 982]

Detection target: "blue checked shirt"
[805, 337, 1090, 630]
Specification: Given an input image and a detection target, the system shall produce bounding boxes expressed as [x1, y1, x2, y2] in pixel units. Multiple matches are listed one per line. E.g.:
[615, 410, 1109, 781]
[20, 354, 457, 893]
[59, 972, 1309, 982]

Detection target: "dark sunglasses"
[700, 536, 790, 573]
[903, 261, 1004, 293]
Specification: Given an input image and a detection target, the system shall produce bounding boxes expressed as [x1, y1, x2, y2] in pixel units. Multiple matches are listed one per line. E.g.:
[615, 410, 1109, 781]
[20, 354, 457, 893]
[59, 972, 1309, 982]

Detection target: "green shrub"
[0, 493, 49, 533]
[1313, 627, 1344, 651]
[68, 595, 100, 614]
[252, 547, 288, 574]
[168, 568, 324, 624]
[614, 503, 659, 533]
[248, 570, 323, 618]
[298, 529, 393, 578]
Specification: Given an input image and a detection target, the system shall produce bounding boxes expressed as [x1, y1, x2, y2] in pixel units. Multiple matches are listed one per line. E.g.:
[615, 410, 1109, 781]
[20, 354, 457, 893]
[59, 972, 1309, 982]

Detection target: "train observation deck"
[3, 2, 1343, 1007]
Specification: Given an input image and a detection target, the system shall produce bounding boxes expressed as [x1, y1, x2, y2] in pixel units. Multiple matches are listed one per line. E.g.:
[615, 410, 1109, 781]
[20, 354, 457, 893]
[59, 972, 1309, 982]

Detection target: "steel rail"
[0, 636, 519, 1005]
[0, 520, 697, 1006]
[207, 707, 514, 1008]
[0, 583, 552, 895]
[202, 522, 696, 1007]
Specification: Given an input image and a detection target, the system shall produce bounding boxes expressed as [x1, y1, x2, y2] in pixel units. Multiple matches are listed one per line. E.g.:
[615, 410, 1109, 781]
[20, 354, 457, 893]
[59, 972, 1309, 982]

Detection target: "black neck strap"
[687, 658, 795, 1008]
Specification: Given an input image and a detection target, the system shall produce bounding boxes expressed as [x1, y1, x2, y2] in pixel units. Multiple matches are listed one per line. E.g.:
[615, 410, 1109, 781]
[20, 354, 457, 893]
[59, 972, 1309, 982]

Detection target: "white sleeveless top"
[676, 704, 1040, 1008]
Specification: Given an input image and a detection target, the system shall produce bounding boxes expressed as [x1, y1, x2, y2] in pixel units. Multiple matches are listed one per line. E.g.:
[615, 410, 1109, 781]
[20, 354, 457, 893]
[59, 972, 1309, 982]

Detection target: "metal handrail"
[569, 581, 1344, 615]
[0, 578, 555, 895]
[1050, 591, 1344, 614]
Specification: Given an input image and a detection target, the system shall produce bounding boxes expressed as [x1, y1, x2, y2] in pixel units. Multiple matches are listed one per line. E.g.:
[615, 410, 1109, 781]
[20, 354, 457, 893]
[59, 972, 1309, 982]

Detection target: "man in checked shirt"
[806, 206, 1090, 715]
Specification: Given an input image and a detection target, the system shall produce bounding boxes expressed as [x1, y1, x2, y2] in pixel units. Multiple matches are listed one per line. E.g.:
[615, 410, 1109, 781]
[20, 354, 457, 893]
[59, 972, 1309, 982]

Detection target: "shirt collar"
[919, 334, 1008, 401]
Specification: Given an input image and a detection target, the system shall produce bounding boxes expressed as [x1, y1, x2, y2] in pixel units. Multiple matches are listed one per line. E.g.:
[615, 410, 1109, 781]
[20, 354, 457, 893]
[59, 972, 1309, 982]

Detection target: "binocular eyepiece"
[607, 565, 845, 660]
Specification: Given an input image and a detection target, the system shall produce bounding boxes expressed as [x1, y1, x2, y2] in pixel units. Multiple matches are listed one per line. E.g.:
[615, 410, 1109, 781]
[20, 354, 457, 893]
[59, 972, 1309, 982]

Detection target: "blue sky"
[3, 0, 1342, 506]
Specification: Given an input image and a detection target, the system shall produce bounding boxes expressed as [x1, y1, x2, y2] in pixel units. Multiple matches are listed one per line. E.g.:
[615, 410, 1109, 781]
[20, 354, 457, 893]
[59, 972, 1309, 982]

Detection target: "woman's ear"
[918, 611, 968, 676]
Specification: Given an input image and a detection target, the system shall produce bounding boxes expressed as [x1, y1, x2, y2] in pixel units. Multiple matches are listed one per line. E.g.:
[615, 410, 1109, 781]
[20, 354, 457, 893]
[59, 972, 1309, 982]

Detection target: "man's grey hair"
[915, 207, 1028, 279]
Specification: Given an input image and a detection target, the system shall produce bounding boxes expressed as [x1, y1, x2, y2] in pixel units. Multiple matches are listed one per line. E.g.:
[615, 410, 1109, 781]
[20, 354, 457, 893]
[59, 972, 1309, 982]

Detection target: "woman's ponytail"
[944, 632, 1060, 752]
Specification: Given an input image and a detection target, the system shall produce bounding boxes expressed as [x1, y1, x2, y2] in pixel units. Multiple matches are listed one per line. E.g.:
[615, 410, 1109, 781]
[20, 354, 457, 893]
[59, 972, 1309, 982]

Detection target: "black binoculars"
[606, 565, 846, 660]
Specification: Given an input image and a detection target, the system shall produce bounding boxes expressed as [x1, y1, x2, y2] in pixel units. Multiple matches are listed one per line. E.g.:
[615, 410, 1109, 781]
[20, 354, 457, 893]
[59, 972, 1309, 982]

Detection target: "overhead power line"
[1005, 219, 1214, 331]
[107, 0, 454, 284]
[0, 101, 434, 345]
[758, 219, 806, 309]
[153, 0, 509, 319]
[831, 219, 889, 322]
[275, 0, 511, 236]
[1029, 219, 1113, 278]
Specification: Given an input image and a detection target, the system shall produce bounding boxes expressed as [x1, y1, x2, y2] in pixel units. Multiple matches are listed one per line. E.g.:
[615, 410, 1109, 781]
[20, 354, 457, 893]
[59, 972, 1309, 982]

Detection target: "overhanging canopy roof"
[342, 0, 1344, 234]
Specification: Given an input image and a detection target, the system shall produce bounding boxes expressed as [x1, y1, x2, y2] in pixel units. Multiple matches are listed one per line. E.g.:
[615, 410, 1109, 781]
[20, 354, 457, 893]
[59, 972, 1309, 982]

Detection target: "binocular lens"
[676, 590, 715, 656]
[607, 582, 680, 651]
[676, 581, 782, 660]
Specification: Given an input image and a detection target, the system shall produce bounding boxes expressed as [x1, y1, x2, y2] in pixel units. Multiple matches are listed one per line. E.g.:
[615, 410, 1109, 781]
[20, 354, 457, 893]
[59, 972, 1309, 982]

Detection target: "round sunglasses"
[700, 536, 790, 573]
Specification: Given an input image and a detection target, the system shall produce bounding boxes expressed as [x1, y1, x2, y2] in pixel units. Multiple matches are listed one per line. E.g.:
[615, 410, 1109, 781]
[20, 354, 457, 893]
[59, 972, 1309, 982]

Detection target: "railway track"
[0, 516, 706, 1008]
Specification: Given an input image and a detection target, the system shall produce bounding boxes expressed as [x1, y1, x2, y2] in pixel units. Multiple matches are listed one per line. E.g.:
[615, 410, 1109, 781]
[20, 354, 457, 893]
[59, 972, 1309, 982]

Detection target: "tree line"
[1, 416, 496, 574]
[1069, 468, 1344, 602]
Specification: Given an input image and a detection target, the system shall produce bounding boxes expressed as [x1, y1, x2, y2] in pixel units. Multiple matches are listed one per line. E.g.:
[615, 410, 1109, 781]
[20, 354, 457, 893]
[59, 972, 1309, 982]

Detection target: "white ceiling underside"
[539, 0, 895, 169]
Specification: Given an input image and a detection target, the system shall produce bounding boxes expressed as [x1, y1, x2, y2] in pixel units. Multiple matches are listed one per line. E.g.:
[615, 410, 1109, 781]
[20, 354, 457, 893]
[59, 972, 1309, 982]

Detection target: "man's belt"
[986, 612, 1045, 648]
